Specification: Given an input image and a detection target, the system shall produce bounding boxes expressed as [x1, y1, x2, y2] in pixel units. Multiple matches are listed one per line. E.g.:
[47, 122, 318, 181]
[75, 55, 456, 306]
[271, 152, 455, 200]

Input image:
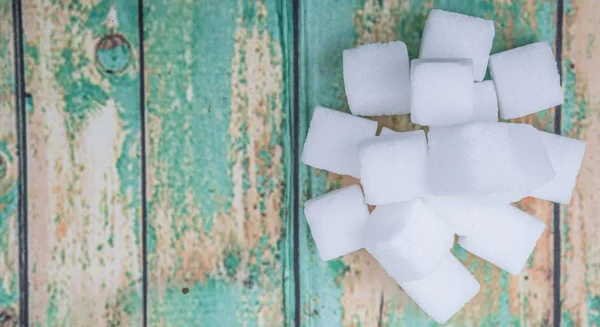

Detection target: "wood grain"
[5, 0, 598, 325]
[143, 0, 294, 325]
[298, 0, 557, 326]
[560, 1, 600, 326]
[23, 1, 143, 325]
[0, 0, 19, 324]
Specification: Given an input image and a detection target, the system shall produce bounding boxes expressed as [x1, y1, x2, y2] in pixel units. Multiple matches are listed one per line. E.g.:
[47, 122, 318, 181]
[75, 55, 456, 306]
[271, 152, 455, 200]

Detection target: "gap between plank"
[553, 0, 564, 326]
[12, 0, 28, 325]
[292, 0, 301, 326]
[137, 1, 148, 326]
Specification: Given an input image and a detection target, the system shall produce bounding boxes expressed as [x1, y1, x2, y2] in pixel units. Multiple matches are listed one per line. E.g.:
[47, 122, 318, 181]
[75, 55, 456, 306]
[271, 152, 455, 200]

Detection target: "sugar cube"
[422, 196, 483, 235]
[472, 124, 558, 204]
[379, 127, 398, 136]
[458, 205, 545, 275]
[419, 9, 495, 81]
[358, 130, 428, 205]
[304, 185, 370, 261]
[410, 59, 474, 126]
[472, 80, 499, 122]
[399, 254, 480, 324]
[474, 191, 526, 205]
[489, 41, 563, 119]
[301, 106, 377, 178]
[530, 131, 586, 204]
[428, 123, 555, 197]
[365, 199, 454, 282]
[343, 41, 410, 116]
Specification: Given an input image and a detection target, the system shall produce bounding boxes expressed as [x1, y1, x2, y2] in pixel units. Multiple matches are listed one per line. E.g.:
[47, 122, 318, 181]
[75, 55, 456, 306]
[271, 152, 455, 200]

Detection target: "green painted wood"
[23, 1, 143, 325]
[143, 0, 294, 325]
[0, 0, 19, 324]
[298, 1, 557, 326]
[560, 1, 600, 326]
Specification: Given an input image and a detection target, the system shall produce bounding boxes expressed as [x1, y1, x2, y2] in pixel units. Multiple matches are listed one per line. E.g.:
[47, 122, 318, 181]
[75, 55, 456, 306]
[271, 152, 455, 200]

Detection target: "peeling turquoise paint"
[56, 48, 109, 136]
[561, 60, 587, 136]
[588, 295, 600, 326]
[452, 243, 469, 261]
[151, 279, 245, 326]
[0, 276, 17, 308]
[85, 0, 112, 31]
[535, 1, 556, 45]
[587, 34, 596, 59]
[0, 141, 12, 164]
[115, 1, 139, 37]
[146, 0, 236, 232]
[112, 73, 142, 245]
[225, 247, 242, 278]
[0, 185, 17, 240]
[562, 311, 574, 327]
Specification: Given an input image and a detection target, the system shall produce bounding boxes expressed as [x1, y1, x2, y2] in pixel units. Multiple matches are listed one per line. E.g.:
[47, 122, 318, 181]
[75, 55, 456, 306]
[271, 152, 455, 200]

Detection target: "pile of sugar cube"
[302, 9, 586, 323]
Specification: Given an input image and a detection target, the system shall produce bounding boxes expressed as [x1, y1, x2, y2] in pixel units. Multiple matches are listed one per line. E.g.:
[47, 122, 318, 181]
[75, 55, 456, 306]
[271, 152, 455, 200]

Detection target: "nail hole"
[182, 287, 189, 294]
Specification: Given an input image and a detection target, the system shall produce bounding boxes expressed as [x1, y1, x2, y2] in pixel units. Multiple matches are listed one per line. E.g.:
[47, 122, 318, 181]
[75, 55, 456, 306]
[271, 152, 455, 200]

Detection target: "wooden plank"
[560, 1, 600, 326]
[0, 0, 19, 324]
[298, 1, 557, 325]
[23, 1, 143, 325]
[143, 0, 294, 325]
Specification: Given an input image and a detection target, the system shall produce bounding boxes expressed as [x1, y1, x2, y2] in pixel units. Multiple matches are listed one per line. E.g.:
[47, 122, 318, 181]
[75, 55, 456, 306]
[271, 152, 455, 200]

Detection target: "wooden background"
[0, 0, 598, 326]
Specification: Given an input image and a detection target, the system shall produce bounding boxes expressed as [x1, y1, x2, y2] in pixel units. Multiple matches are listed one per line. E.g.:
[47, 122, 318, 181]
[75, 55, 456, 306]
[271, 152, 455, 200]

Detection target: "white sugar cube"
[422, 196, 483, 235]
[472, 125, 558, 204]
[358, 130, 428, 205]
[343, 41, 410, 116]
[379, 127, 398, 136]
[472, 80, 499, 122]
[530, 131, 586, 204]
[301, 106, 377, 178]
[428, 123, 555, 197]
[410, 59, 474, 126]
[459, 205, 545, 275]
[365, 199, 454, 282]
[489, 41, 563, 119]
[474, 191, 526, 205]
[399, 254, 480, 324]
[419, 9, 495, 81]
[304, 185, 370, 261]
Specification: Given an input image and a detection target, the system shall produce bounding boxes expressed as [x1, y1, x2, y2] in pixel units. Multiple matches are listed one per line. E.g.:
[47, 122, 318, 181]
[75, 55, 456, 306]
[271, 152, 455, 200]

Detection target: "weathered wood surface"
[143, 0, 294, 325]
[0, 0, 19, 325]
[298, 1, 557, 326]
[0, 0, 598, 325]
[561, 1, 600, 326]
[23, 0, 143, 325]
